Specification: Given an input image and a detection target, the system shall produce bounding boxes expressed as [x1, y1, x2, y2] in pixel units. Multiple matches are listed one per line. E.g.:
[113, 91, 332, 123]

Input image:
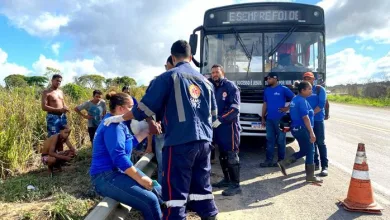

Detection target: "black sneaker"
[212, 178, 231, 188]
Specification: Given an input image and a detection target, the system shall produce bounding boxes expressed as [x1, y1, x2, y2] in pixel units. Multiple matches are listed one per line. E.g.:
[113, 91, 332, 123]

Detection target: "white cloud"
[31, 55, 109, 85]
[0, 48, 31, 85]
[317, 0, 390, 44]
[326, 48, 390, 86]
[51, 42, 61, 56]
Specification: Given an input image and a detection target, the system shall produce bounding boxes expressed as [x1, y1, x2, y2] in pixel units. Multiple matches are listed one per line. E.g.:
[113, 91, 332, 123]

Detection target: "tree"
[45, 67, 61, 82]
[25, 76, 48, 87]
[76, 74, 106, 89]
[113, 76, 137, 87]
[4, 74, 28, 88]
[62, 83, 89, 101]
[105, 78, 113, 89]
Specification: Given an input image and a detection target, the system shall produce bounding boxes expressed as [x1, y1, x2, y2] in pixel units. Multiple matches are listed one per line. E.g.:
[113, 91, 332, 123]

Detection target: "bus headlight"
[314, 11, 320, 17]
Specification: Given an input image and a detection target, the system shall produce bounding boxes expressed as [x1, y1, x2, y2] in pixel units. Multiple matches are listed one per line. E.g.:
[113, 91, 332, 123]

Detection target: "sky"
[0, 0, 390, 86]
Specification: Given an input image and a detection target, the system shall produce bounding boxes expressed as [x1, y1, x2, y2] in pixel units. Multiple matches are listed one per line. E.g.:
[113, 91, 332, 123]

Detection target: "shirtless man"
[41, 125, 76, 176]
[41, 74, 69, 137]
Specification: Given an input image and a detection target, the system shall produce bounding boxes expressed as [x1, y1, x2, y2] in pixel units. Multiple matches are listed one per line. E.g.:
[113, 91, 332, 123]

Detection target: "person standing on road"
[303, 72, 328, 177]
[103, 40, 219, 220]
[260, 72, 295, 167]
[210, 64, 242, 196]
[74, 90, 106, 144]
[41, 74, 69, 137]
[277, 81, 323, 184]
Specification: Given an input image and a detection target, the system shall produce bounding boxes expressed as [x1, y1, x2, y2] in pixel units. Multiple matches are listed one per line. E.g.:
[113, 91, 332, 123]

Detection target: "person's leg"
[154, 133, 164, 184]
[188, 142, 219, 219]
[301, 129, 322, 183]
[275, 119, 287, 161]
[88, 127, 97, 145]
[162, 144, 195, 220]
[314, 120, 328, 176]
[46, 114, 60, 137]
[212, 147, 230, 188]
[223, 123, 242, 196]
[92, 171, 162, 220]
[262, 119, 276, 166]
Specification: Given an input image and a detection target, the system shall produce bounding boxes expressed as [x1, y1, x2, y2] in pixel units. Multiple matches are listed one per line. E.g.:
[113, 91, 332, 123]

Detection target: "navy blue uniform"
[211, 78, 241, 192]
[132, 61, 218, 219]
[212, 78, 241, 152]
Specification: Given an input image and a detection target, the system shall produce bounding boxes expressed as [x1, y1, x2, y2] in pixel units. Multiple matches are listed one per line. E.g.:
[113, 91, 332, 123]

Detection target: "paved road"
[206, 102, 390, 219]
[326, 103, 390, 199]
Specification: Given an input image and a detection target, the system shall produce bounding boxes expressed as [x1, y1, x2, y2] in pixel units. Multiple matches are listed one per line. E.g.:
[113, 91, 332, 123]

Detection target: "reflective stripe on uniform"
[231, 104, 240, 110]
[188, 193, 214, 201]
[138, 102, 155, 117]
[165, 200, 187, 208]
[211, 110, 217, 116]
[171, 73, 186, 122]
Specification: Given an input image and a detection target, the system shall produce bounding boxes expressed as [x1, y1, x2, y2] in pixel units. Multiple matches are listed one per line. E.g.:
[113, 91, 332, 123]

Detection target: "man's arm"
[279, 86, 295, 113]
[261, 102, 267, 126]
[48, 136, 72, 161]
[65, 139, 76, 154]
[218, 84, 240, 123]
[145, 134, 153, 154]
[74, 102, 92, 119]
[314, 86, 326, 114]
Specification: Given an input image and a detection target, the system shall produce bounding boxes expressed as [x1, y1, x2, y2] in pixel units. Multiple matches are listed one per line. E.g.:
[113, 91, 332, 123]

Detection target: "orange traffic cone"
[339, 143, 383, 214]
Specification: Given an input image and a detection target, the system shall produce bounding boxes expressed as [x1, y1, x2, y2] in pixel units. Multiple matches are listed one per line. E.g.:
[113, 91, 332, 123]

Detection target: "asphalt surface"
[207, 102, 390, 220]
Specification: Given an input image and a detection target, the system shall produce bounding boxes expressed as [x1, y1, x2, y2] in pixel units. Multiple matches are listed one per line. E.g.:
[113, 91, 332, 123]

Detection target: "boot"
[212, 155, 231, 188]
[277, 155, 296, 176]
[305, 164, 323, 183]
[222, 163, 242, 196]
[315, 164, 320, 171]
[201, 214, 217, 220]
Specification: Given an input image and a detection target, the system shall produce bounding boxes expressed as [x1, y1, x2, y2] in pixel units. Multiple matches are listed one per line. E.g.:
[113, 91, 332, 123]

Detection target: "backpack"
[316, 85, 330, 120]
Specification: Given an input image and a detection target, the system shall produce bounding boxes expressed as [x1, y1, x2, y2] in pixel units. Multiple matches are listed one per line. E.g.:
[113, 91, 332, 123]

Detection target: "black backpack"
[316, 85, 330, 120]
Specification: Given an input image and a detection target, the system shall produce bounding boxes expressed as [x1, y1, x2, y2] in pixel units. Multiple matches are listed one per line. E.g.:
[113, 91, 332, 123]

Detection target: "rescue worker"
[210, 64, 242, 196]
[260, 72, 295, 167]
[303, 72, 328, 176]
[277, 81, 323, 184]
[103, 40, 219, 220]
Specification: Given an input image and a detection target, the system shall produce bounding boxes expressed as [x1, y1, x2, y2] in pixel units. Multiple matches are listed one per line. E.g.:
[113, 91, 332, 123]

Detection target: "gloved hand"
[103, 115, 125, 126]
[212, 119, 222, 128]
[131, 120, 150, 143]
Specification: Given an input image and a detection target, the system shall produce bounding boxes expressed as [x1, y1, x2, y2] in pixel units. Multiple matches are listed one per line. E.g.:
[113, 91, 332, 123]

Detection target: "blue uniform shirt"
[212, 78, 240, 123]
[306, 85, 326, 121]
[90, 114, 138, 176]
[264, 84, 295, 120]
[289, 95, 314, 127]
[132, 61, 217, 147]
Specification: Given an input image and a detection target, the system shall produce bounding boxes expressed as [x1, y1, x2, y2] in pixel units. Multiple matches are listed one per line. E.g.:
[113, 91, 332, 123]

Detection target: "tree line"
[3, 67, 137, 90]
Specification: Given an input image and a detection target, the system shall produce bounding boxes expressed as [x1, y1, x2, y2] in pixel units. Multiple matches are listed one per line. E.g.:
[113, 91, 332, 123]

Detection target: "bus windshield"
[201, 32, 325, 75]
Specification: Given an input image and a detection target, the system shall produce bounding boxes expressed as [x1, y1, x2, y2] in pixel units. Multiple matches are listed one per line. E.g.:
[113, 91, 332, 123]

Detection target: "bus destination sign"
[227, 10, 301, 23]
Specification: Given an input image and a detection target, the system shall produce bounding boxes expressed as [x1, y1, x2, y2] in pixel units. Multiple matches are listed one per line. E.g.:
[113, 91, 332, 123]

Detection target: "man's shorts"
[41, 154, 49, 165]
[46, 113, 67, 137]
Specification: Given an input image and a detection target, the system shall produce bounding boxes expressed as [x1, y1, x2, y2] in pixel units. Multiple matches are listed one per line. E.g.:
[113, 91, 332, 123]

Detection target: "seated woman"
[89, 91, 162, 220]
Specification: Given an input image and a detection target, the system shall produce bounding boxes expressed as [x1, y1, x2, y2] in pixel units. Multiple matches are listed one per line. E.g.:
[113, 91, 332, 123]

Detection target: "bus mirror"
[189, 34, 198, 55]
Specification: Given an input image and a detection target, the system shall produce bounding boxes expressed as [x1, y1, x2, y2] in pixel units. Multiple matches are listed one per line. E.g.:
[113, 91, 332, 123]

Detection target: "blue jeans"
[154, 133, 165, 184]
[91, 169, 162, 220]
[314, 120, 328, 168]
[291, 127, 314, 164]
[265, 119, 286, 161]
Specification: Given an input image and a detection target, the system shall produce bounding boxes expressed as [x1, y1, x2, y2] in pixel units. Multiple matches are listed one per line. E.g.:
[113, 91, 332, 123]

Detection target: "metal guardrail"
[85, 153, 157, 220]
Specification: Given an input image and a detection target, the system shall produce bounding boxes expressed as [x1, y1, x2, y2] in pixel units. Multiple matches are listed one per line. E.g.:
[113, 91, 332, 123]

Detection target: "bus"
[189, 2, 326, 139]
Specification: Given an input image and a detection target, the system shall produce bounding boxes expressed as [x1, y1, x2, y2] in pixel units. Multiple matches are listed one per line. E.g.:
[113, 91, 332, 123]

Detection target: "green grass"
[0, 147, 100, 220]
[328, 94, 390, 107]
